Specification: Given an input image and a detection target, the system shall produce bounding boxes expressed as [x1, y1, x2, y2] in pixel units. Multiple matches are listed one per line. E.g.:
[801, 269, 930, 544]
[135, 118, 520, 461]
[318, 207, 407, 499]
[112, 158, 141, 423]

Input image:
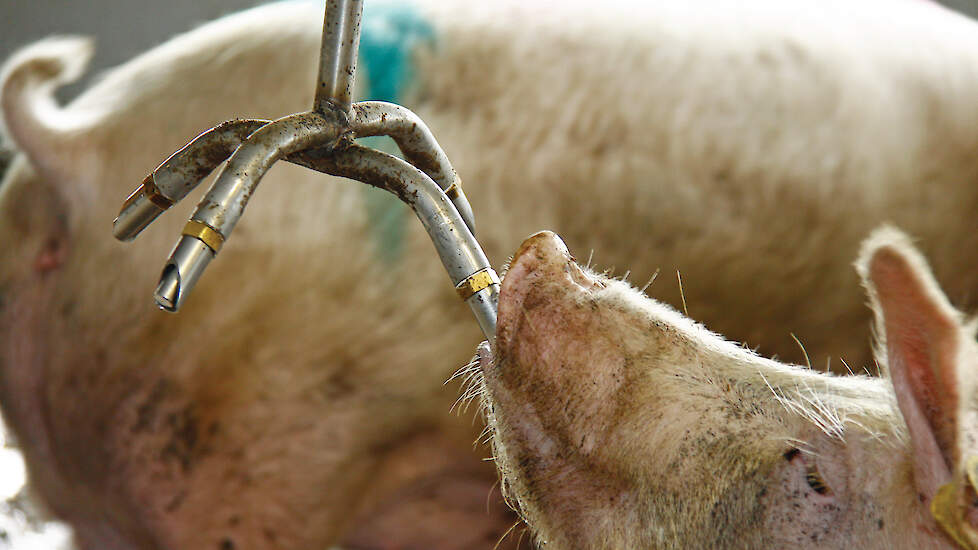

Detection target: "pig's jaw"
[479, 346, 649, 550]
[477, 343, 557, 462]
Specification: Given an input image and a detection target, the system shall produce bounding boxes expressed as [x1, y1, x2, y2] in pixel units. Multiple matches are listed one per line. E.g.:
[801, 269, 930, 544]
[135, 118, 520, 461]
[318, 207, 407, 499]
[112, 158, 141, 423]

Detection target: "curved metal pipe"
[352, 101, 476, 235]
[116, 0, 500, 341]
[194, 112, 346, 239]
[156, 112, 346, 312]
[316, 143, 498, 338]
[113, 119, 270, 241]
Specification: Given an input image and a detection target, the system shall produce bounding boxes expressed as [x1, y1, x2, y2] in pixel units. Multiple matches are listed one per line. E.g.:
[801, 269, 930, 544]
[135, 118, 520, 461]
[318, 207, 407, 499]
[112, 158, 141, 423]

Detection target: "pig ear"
[857, 226, 967, 499]
[1, 36, 94, 180]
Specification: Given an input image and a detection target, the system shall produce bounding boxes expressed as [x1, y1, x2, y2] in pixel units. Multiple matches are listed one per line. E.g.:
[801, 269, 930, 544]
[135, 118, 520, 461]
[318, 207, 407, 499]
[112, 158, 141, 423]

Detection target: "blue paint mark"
[356, 1, 435, 263]
[358, 138, 407, 262]
[360, 1, 435, 103]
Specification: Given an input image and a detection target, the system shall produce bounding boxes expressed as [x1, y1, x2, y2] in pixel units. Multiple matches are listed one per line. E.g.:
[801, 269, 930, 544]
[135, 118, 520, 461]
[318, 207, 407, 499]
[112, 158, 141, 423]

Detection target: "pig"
[475, 227, 978, 549]
[5, 0, 978, 548]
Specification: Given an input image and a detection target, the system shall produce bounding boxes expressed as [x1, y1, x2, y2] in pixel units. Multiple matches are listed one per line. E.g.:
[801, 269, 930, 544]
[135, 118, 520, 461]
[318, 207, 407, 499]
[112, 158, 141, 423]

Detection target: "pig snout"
[481, 231, 668, 549]
[492, 230, 604, 375]
[489, 231, 620, 444]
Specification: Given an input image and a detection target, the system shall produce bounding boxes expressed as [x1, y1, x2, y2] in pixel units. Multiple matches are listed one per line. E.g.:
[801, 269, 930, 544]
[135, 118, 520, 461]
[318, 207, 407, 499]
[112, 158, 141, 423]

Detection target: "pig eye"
[783, 447, 832, 496]
[805, 467, 830, 495]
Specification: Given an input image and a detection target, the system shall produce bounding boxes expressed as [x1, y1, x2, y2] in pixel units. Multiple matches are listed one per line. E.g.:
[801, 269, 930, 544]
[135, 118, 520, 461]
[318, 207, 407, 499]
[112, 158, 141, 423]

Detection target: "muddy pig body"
[5, 0, 978, 548]
[478, 227, 978, 549]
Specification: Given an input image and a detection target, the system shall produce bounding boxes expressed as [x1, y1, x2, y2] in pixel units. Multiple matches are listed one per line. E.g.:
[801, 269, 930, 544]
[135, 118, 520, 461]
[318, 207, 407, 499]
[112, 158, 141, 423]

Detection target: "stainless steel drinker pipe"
[113, 0, 499, 339]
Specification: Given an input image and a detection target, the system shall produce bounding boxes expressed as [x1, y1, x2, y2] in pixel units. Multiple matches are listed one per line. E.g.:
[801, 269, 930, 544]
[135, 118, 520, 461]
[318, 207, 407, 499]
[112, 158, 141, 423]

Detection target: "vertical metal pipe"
[315, 0, 363, 115]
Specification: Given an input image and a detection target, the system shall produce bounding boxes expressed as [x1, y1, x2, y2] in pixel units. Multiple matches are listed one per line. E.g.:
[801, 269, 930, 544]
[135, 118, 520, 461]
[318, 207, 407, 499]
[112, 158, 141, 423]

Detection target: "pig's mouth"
[476, 340, 493, 372]
[473, 337, 558, 455]
[473, 340, 502, 396]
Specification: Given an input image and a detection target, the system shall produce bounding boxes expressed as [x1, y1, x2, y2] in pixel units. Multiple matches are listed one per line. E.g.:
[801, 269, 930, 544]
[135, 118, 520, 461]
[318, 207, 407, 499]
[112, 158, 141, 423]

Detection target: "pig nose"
[503, 231, 574, 293]
[509, 231, 572, 270]
[506, 231, 599, 291]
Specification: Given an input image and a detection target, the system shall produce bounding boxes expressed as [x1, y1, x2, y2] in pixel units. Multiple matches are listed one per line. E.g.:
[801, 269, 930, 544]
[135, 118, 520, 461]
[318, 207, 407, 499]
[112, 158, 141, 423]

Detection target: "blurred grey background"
[0, 0, 266, 100]
[1, 0, 977, 102]
[946, 0, 978, 17]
